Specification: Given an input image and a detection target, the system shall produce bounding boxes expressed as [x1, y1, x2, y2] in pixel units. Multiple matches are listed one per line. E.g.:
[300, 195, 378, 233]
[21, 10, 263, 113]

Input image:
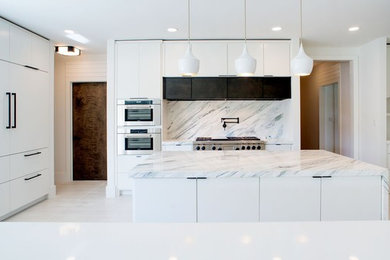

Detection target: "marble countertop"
[162, 139, 294, 146]
[131, 150, 388, 180]
[1, 222, 389, 260]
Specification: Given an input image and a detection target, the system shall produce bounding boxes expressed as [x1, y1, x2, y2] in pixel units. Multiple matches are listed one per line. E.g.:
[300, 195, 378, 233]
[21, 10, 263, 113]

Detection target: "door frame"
[70, 81, 107, 181]
[319, 82, 339, 152]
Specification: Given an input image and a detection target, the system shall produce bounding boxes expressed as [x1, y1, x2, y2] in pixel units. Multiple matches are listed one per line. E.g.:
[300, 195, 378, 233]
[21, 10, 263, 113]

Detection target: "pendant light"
[291, 0, 313, 76]
[55, 46, 81, 56]
[235, 0, 256, 76]
[178, 0, 199, 77]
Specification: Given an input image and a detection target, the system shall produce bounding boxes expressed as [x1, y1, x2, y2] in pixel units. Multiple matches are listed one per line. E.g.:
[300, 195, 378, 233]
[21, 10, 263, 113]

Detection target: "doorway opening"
[301, 61, 354, 157]
[72, 82, 107, 180]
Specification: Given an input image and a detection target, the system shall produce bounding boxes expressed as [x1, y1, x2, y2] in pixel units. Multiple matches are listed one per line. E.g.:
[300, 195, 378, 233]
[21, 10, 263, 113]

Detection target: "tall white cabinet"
[0, 18, 53, 221]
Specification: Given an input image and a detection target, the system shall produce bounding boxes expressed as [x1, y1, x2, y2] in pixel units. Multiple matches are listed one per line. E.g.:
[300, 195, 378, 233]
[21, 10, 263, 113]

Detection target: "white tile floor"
[5, 181, 133, 222]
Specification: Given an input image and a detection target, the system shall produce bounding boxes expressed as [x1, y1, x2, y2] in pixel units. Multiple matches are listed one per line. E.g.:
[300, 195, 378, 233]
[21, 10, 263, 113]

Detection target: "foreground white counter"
[0, 221, 390, 260]
[131, 150, 389, 223]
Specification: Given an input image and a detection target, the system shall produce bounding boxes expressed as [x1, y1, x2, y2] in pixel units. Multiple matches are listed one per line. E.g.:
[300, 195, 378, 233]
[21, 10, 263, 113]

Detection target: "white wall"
[54, 54, 106, 184]
[358, 37, 387, 167]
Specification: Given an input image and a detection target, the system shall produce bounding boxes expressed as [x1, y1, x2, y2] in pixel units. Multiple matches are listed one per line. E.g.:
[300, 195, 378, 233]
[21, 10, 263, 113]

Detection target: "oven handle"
[122, 105, 156, 109]
[121, 134, 156, 138]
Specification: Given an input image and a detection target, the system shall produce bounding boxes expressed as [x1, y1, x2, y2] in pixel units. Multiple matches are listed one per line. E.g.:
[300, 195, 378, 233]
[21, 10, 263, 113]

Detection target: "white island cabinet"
[131, 151, 389, 223]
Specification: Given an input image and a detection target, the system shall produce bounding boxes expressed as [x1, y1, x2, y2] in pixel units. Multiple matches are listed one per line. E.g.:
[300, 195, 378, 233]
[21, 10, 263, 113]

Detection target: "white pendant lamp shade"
[235, 45, 256, 76]
[291, 44, 313, 76]
[178, 44, 199, 76]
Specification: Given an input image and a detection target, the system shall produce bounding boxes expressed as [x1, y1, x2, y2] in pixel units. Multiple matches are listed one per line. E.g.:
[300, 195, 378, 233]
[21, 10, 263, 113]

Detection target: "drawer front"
[10, 148, 48, 180]
[0, 182, 10, 217]
[0, 156, 10, 184]
[117, 155, 148, 173]
[117, 173, 133, 190]
[10, 169, 49, 211]
[162, 144, 194, 151]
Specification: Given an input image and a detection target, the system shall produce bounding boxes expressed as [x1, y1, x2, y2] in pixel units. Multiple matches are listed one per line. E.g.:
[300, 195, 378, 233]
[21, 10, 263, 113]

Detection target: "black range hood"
[163, 76, 291, 101]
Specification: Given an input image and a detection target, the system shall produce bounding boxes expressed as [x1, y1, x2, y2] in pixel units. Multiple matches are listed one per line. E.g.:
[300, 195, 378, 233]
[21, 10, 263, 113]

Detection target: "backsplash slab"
[164, 100, 290, 141]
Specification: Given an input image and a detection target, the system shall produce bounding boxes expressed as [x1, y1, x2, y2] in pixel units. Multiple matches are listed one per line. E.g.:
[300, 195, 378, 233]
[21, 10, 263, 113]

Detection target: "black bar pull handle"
[24, 151, 42, 157]
[11, 93, 16, 128]
[24, 173, 42, 181]
[6, 92, 11, 129]
[24, 65, 39, 70]
[312, 176, 322, 179]
[322, 176, 332, 178]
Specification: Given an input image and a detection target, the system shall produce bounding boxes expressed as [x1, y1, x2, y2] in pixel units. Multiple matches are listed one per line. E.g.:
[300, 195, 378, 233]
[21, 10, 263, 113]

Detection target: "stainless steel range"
[193, 137, 266, 151]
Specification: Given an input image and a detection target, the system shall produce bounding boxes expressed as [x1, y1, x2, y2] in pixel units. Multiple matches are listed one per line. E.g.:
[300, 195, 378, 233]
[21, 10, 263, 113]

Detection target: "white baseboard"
[49, 185, 57, 198]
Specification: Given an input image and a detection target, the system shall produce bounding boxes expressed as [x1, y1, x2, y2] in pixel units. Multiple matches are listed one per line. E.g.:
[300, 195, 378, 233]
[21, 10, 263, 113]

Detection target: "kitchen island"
[131, 150, 389, 222]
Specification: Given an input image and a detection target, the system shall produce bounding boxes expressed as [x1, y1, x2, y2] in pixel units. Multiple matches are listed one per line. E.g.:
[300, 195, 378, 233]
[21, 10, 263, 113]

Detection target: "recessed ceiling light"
[349, 256, 359, 260]
[66, 33, 89, 44]
[272, 26, 282, 31]
[64, 29, 74, 34]
[167, 28, 178, 32]
[348, 26, 360, 32]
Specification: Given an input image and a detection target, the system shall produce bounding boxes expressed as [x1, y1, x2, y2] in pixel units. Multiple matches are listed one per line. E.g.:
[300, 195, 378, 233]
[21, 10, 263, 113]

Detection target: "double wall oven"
[117, 99, 161, 155]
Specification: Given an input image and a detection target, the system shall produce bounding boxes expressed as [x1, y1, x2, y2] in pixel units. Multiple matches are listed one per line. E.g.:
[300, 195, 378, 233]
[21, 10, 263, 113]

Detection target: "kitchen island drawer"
[0, 182, 10, 217]
[10, 169, 49, 211]
[10, 148, 48, 180]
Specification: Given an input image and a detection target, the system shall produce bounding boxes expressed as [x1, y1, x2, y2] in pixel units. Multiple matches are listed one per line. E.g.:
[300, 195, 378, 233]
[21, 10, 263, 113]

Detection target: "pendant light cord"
[188, 0, 191, 43]
[244, 0, 247, 44]
[299, 0, 302, 45]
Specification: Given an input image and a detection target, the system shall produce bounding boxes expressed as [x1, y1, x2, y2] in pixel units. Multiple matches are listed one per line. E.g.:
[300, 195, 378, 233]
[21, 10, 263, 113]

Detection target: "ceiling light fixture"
[66, 33, 89, 44]
[64, 29, 74, 34]
[348, 26, 360, 32]
[272, 26, 282, 31]
[167, 28, 178, 32]
[235, 0, 256, 76]
[291, 0, 313, 76]
[55, 46, 81, 56]
[178, 0, 199, 77]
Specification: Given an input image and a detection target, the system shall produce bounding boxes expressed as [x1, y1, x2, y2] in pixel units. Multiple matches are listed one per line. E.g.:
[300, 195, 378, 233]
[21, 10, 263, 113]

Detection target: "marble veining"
[164, 100, 290, 140]
[130, 150, 389, 180]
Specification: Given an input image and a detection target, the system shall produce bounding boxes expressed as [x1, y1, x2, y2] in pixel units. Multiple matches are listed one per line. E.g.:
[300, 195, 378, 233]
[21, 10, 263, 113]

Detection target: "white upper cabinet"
[191, 41, 228, 76]
[0, 20, 9, 61]
[9, 25, 31, 66]
[163, 41, 188, 77]
[116, 41, 162, 99]
[0, 61, 10, 157]
[30, 34, 50, 72]
[227, 41, 264, 76]
[263, 41, 291, 76]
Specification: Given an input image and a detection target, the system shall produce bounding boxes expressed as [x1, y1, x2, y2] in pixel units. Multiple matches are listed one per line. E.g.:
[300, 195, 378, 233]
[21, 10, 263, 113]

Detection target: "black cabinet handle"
[187, 177, 207, 180]
[322, 176, 332, 178]
[24, 173, 42, 181]
[6, 92, 11, 129]
[24, 151, 42, 157]
[11, 93, 16, 128]
[312, 176, 332, 179]
[24, 65, 39, 70]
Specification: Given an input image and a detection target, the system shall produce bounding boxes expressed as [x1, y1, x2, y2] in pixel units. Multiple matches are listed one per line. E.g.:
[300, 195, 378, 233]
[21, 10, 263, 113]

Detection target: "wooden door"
[72, 82, 107, 180]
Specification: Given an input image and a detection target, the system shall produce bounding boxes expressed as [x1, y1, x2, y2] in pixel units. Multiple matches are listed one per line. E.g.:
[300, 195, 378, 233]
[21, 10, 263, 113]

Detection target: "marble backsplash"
[163, 100, 290, 140]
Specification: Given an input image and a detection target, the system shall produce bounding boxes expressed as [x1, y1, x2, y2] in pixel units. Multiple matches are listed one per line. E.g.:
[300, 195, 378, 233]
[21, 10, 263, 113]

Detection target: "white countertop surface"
[1, 221, 389, 260]
[131, 150, 388, 180]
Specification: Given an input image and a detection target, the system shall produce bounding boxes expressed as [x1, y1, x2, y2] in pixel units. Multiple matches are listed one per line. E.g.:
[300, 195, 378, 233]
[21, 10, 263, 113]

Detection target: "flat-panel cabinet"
[163, 41, 188, 76]
[192, 77, 227, 100]
[0, 61, 10, 157]
[0, 182, 10, 217]
[321, 176, 382, 221]
[263, 41, 291, 76]
[262, 77, 291, 99]
[116, 41, 162, 99]
[30, 34, 50, 72]
[0, 20, 9, 61]
[192, 41, 228, 76]
[133, 178, 197, 222]
[9, 25, 31, 66]
[227, 42, 264, 76]
[259, 177, 321, 221]
[0, 156, 10, 184]
[163, 77, 191, 100]
[197, 178, 259, 222]
[227, 77, 262, 99]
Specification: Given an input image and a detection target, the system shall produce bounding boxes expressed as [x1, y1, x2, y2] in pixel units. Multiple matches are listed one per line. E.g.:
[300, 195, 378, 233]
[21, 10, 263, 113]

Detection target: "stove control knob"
[257, 145, 261, 150]
[212, 146, 216, 150]
[196, 146, 200, 150]
[235, 147, 240, 150]
[246, 146, 251, 150]
[201, 146, 206, 150]
[218, 148, 222, 150]
[252, 146, 256, 150]
[241, 146, 246, 150]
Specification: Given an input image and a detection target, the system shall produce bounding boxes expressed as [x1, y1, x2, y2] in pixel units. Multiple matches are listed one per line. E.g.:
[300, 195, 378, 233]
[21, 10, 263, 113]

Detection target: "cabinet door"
[263, 41, 290, 76]
[262, 77, 291, 100]
[133, 178, 197, 222]
[163, 77, 192, 100]
[0, 61, 10, 157]
[227, 77, 262, 99]
[0, 19, 9, 61]
[259, 177, 321, 221]
[163, 41, 188, 76]
[0, 181, 10, 217]
[0, 156, 10, 184]
[116, 42, 139, 98]
[31, 35, 50, 72]
[9, 25, 31, 66]
[192, 41, 228, 76]
[10, 66, 49, 153]
[192, 77, 227, 100]
[197, 178, 260, 222]
[139, 41, 162, 99]
[321, 176, 382, 221]
[227, 41, 264, 76]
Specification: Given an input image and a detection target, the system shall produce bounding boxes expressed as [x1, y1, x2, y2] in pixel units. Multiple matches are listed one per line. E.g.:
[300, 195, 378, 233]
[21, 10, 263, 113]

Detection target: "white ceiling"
[0, 0, 389, 54]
